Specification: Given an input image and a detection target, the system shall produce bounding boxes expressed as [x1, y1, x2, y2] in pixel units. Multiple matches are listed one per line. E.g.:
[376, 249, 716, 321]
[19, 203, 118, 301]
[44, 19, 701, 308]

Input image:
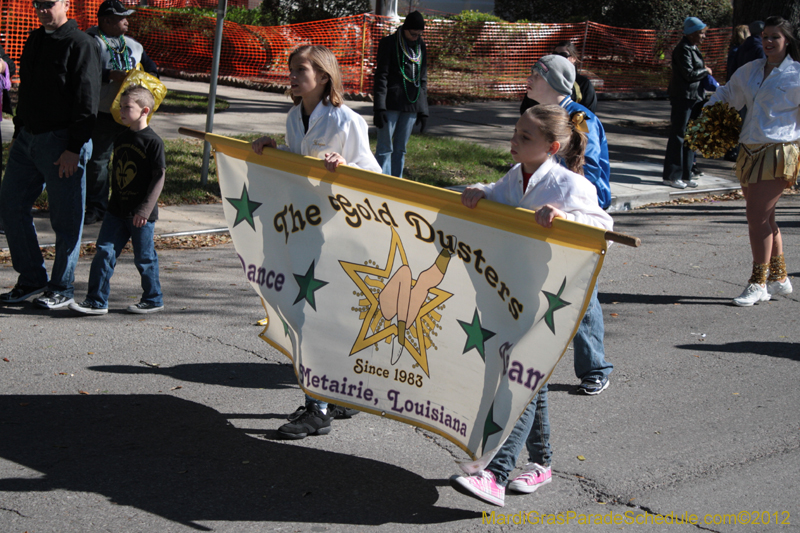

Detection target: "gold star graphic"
[340, 228, 453, 377]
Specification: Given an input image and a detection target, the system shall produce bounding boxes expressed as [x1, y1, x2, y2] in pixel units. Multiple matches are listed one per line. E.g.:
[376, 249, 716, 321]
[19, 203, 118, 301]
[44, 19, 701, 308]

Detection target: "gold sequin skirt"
[736, 142, 800, 188]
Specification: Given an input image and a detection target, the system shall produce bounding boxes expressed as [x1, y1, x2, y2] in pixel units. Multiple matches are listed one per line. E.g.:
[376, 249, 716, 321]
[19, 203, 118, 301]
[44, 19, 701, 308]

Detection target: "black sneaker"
[127, 302, 164, 314]
[33, 291, 74, 310]
[0, 284, 46, 304]
[286, 404, 308, 422]
[278, 403, 332, 439]
[577, 376, 610, 396]
[68, 300, 108, 315]
[328, 403, 360, 419]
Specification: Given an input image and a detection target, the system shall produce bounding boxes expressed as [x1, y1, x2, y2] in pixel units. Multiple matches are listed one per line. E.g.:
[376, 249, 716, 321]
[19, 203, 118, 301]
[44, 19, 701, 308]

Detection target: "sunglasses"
[33, 0, 61, 8]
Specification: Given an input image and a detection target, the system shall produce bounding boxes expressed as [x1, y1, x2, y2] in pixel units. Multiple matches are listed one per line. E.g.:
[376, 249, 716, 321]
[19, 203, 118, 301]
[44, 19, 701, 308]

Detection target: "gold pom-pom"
[685, 102, 742, 159]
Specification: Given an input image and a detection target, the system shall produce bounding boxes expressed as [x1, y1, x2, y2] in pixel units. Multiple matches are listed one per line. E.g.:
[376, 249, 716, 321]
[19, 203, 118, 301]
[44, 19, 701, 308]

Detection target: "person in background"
[373, 10, 428, 178]
[732, 20, 766, 77]
[0, 0, 100, 309]
[724, 25, 750, 162]
[84, 0, 159, 226]
[727, 25, 750, 82]
[521, 40, 597, 114]
[661, 16, 711, 190]
[0, 44, 15, 178]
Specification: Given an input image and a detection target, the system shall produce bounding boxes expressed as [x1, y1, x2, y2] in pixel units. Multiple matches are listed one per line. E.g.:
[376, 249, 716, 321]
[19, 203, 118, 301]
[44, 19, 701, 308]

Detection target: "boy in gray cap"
[521, 54, 614, 396]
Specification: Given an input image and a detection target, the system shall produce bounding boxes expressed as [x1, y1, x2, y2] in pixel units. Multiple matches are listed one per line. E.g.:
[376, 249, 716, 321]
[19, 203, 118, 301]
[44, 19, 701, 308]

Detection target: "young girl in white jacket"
[251, 45, 380, 440]
[252, 45, 380, 174]
[453, 105, 612, 507]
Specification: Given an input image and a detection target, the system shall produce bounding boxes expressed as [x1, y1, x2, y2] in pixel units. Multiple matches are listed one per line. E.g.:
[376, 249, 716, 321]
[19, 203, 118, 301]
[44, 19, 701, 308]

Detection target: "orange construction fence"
[0, 1, 732, 99]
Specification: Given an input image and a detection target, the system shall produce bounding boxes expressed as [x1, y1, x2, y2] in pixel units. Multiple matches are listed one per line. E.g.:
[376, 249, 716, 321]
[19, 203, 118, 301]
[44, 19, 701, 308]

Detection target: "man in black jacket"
[661, 16, 712, 189]
[373, 11, 428, 178]
[0, 0, 100, 309]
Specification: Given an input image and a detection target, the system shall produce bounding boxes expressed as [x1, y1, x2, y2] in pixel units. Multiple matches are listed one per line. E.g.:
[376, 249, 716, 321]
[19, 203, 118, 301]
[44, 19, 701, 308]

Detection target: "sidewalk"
[0, 76, 738, 248]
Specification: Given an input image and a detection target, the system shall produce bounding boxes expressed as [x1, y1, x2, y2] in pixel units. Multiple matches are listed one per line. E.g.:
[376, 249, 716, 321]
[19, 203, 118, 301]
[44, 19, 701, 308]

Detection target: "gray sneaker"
[127, 302, 164, 314]
[33, 291, 74, 310]
[663, 179, 688, 189]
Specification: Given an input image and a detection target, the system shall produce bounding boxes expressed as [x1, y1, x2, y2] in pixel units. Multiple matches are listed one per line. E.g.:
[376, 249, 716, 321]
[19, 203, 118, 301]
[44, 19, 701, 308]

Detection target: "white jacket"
[281, 100, 381, 173]
[707, 55, 800, 144]
[474, 158, 613, 231]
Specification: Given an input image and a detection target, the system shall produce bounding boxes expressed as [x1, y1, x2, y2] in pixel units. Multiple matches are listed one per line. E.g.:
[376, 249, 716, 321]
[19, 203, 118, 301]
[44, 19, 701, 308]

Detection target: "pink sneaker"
[507, 463, 552, 493]
[450, 470, 505, 506]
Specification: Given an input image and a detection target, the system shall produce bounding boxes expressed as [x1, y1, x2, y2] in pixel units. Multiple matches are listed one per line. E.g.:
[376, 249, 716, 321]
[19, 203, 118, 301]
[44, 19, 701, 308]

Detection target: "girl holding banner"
[453, 105, 612, 507]
[252, 45, 380, 439]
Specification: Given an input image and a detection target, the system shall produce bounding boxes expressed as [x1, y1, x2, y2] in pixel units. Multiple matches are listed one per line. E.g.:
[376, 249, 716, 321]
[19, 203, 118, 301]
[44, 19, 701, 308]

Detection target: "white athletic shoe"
[767, 278, 793, 297]
[733, 283, 770, 307]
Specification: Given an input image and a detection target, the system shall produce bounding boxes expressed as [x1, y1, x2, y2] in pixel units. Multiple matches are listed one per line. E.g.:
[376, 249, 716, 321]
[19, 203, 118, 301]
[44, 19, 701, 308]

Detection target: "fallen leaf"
[87, 352, 94, 355]
[140, 360, 160, 368]
[610, 313, 619, 317]
[170, 386, 182, 391]
[577, 455, 585, 461]
[78, 390, 89, 395]
[2, 357, 9, 362]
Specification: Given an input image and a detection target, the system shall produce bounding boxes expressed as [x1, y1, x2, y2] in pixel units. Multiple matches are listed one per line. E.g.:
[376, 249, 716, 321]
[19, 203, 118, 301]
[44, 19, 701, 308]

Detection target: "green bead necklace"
[396, 32, 422, 103]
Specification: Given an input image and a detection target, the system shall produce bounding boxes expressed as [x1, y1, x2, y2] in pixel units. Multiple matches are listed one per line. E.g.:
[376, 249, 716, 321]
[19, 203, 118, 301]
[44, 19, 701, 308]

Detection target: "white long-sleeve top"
[280, 100, 382, 173]
[706, 55, 800, 144]
[473, 158, 614, 231]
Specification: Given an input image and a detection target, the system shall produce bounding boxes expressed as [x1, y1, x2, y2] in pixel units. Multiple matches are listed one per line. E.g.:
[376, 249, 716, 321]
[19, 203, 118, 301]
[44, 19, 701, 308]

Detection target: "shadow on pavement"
[598, 292, 731, 306]
[675, 341, 800, 362]
[88, 362, 297, 391]
[0, 395, 479, 529]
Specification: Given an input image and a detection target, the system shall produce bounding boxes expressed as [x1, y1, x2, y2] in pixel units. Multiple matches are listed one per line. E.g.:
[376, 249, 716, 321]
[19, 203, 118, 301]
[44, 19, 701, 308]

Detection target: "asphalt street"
[1, 193, 798, 532]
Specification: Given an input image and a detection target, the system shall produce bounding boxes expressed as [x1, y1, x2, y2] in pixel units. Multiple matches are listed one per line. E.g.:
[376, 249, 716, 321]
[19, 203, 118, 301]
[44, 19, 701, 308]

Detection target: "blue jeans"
[375, 111, 417, 178]
[573, 285, 613, 381]
[487, 384, 551, 486]
[85, 211, 162, 308]
[0, 128, 89, 297]
[305, 394, 328, 411]
[85, 113, 127, 217]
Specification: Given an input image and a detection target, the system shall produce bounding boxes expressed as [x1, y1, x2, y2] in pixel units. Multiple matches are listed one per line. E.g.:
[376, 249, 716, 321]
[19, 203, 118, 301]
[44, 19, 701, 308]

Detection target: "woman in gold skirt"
[706, 16, 800, 306]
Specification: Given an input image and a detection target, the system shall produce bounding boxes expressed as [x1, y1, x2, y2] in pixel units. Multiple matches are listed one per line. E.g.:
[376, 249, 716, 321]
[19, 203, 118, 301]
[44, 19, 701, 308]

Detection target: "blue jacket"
[560, 97, 611, 210]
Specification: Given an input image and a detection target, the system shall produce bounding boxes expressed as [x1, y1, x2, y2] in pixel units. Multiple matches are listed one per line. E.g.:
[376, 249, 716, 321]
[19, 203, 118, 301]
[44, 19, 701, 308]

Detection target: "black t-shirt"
[108, 126, 166, 221]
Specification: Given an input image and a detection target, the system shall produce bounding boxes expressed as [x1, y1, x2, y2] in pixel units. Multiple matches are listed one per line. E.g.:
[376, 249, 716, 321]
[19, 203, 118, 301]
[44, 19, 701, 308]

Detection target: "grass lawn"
[1, 132, 511, 208]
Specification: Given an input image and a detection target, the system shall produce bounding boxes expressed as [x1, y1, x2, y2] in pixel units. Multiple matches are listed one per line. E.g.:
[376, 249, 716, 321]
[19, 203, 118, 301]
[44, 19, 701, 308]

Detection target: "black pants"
[662, 98, 703, 182]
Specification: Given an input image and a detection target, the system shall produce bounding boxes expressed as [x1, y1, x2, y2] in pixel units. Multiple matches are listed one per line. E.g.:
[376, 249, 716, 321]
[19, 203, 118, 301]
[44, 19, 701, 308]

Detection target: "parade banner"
[209, 133, 609, 468]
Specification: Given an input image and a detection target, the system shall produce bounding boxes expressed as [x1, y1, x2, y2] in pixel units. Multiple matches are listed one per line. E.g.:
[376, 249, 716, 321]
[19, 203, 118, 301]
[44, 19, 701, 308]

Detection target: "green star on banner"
[482, 402, 503, 451]
[542, 277, 571, 334]
[225, 185, 262, 230]
[293, 260, 328, 311]
[458, 308, 496, 361]
[280, 315, 290, 337]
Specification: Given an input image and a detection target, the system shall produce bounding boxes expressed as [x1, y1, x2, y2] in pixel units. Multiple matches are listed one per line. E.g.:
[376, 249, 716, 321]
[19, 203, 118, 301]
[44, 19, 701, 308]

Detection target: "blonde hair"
[731, 25, 750, 47]
[121, 85, 155, 114]
[287, 45, 344, 107]
[523, 104, 587, 174]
